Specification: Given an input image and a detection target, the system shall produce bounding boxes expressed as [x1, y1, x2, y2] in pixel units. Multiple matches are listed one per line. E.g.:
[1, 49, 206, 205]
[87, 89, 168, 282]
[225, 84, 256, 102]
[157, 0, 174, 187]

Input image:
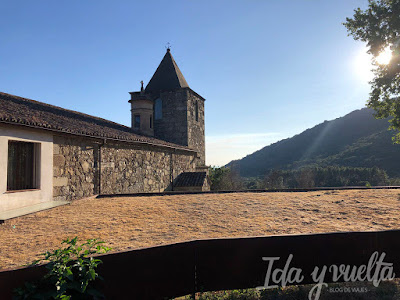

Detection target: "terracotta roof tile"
[0, 91, 194, 151]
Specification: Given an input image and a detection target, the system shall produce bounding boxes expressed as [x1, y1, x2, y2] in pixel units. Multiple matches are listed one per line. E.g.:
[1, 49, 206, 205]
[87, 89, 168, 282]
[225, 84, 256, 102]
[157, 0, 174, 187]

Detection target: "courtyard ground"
[0, 189, 399, 269]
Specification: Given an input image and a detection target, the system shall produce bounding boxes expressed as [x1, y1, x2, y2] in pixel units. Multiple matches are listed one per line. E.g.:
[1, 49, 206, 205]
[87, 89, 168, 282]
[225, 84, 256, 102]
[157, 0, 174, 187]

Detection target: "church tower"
[129, 48, 206, 166]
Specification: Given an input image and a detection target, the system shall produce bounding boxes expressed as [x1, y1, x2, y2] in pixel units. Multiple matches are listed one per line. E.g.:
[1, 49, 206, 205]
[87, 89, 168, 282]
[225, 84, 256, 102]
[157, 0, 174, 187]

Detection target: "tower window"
[134, 115, 141, 129]
[150, 116, 153, 129]
[195, 101, 199, 122]
[7, 140, 40, 191]
[155, 98, 162, 120]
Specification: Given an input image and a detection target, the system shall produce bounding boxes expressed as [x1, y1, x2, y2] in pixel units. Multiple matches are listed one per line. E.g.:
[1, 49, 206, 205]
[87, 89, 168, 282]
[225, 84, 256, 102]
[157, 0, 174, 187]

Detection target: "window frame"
[7, 140, 41, 191]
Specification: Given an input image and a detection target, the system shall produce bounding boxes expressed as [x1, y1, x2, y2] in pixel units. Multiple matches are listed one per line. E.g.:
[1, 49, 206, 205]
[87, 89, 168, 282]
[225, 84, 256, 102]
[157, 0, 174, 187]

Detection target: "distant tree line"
[261, 166, 389, 189]
[210, 166, 393, 191]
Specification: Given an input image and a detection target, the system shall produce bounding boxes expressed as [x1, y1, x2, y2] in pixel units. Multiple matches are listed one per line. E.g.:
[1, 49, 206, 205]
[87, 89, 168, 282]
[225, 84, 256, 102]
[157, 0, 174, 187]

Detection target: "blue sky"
[0, 0, 372, 166]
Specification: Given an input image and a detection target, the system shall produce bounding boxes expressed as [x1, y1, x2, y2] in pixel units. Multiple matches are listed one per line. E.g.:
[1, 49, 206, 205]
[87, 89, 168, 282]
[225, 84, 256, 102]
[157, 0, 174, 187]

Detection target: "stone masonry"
[100, 142, 196, 195]
[187, 89, 205, 165]
[53, 135, 197, 201]
[53, 136, 97, 201]
[153, 89, 189, 148]
[153, 88, 205, 165]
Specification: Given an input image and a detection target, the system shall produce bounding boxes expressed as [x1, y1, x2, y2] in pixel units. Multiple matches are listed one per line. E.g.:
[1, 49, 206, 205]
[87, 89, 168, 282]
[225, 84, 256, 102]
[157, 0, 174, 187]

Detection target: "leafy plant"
[14, 237, 111, 300]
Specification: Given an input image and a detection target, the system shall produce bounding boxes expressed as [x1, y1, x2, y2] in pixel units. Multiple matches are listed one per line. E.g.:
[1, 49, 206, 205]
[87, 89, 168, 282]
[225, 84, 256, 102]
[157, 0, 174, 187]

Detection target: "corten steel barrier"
[0, 230, 399, 299]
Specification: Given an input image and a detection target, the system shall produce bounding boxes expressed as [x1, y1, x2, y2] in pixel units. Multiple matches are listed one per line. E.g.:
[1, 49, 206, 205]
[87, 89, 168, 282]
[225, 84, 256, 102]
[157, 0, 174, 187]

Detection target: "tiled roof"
[0, 91, 194, 151]
[145, 49, 189, 93]
[174, 172, 207, 187]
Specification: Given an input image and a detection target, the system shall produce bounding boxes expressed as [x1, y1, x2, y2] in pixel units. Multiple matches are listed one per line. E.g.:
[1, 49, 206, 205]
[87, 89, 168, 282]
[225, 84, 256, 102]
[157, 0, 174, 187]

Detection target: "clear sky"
[0, 0, 373, 166]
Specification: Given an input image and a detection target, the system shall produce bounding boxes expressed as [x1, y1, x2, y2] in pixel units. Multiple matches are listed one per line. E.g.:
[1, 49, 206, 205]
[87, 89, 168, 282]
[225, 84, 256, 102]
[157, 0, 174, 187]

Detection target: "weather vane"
[165, 42, 171, 51]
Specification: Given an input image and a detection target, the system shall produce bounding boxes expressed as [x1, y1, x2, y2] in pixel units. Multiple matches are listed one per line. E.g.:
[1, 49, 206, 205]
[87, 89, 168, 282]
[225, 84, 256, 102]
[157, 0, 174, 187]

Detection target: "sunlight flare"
[354, 47, 374, 82]
[376, 47, 392, 65]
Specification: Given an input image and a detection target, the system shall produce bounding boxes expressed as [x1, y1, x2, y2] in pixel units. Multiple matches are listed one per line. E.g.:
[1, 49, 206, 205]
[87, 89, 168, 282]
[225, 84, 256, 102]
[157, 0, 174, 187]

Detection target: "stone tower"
[129, 48, 206, 166]
[128, 81, 154, 136]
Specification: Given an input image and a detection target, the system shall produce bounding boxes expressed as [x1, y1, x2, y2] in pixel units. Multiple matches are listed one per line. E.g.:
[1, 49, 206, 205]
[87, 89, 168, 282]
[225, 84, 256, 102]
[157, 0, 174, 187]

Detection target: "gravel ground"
[0, 189, 399, 269]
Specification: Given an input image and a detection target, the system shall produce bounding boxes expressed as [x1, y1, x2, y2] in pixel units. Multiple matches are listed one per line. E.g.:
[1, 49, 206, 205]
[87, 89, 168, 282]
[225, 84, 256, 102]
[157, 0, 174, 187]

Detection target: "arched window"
[155, 98, 162, 120]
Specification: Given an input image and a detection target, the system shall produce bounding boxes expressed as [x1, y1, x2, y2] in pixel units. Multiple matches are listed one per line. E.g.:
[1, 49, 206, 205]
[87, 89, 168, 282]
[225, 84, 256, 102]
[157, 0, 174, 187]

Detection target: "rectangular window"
[7, 141, 39, 191]
[134, 114, 141, 129]
[195, 101, 199, 122]
[150, 116, 153, 129]
[155, 98, 162, 120]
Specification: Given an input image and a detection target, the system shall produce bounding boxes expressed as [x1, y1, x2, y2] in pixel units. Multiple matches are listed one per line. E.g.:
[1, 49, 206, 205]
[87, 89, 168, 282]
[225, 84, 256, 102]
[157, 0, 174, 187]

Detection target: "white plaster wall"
[0, 125, 53, 212]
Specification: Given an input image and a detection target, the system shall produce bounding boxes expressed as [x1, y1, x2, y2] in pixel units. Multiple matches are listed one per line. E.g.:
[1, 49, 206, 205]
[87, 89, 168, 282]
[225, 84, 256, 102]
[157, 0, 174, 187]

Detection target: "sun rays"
[376, 47, 392, 65]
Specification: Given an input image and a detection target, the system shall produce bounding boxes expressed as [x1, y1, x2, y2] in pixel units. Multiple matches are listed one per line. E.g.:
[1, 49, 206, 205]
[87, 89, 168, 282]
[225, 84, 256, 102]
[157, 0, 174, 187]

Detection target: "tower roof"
[145, 49, 189, 93]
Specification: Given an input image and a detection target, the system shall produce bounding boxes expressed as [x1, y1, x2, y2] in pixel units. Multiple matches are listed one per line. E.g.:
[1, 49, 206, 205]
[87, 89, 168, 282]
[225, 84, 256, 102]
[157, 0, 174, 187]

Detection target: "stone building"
[0, 49, 209, 219]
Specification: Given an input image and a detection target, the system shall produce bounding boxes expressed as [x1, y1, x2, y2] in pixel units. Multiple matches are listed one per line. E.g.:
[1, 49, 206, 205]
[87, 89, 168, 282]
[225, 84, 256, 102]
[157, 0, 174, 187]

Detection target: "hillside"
[228, 108, 400, 177]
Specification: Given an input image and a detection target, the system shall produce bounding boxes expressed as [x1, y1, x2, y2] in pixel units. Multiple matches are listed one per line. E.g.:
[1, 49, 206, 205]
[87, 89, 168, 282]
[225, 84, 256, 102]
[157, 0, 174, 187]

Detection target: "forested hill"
[228, 108, 400, 177]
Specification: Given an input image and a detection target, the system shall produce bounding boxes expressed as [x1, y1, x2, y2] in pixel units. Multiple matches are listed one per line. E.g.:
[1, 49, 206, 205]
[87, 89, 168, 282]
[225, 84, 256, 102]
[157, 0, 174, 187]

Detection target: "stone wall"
[53, 136, 97, 201]
[187, 90, 205, 165]
[100, 142, 196, 194]
[53, 135, 197, 200]
[153, 89, 188, 147]
[153, 88, 205, 166]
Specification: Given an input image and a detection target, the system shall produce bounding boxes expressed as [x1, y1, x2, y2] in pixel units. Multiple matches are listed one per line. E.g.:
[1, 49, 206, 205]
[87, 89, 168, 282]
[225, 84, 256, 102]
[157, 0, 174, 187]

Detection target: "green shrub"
[14, 237, 111, 300]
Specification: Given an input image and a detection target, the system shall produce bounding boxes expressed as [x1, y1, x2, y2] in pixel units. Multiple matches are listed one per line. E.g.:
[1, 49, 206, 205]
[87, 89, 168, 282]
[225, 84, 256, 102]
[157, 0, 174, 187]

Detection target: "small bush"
[14, 237, 111, 300]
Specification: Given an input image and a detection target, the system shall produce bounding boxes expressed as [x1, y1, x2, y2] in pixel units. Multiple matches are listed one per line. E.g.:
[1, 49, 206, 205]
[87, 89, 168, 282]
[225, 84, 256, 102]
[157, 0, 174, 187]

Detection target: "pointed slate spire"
[145, 48, 189, 93]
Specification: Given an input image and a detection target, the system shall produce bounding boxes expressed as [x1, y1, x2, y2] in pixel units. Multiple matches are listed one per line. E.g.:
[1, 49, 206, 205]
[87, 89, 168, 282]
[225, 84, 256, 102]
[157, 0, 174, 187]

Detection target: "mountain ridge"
[227, 108, 400, 177]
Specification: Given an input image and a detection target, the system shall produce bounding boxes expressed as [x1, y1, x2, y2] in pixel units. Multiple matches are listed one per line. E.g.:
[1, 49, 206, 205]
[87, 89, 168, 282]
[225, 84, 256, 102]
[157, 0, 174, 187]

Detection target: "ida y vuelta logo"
[256, 251, 395, 300]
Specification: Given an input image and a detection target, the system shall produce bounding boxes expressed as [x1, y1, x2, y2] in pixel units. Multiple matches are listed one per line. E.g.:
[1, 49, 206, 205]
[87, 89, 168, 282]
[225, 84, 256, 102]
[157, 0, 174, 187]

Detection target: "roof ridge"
[170, 53, 188, 88]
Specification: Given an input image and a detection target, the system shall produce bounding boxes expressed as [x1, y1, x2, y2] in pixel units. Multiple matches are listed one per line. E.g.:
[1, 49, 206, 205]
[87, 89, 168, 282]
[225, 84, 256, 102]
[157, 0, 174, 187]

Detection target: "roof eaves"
[0, 119, 197, 153]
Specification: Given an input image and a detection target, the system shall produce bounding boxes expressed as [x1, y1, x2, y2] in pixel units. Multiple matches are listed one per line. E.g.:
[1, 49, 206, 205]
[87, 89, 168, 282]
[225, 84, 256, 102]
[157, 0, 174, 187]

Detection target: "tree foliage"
[209, 166, 244, 191]
[261, 166, 389, 189]
[344, 0, 400, 141]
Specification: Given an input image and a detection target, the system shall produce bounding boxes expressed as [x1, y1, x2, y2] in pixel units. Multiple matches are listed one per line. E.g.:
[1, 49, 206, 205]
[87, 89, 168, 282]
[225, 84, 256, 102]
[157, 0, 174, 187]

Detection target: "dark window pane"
[155, 98, 162, 120]
[134, 115, 141, 129]
[195, 101, 199, 122]
[7, 141, 35, 190]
